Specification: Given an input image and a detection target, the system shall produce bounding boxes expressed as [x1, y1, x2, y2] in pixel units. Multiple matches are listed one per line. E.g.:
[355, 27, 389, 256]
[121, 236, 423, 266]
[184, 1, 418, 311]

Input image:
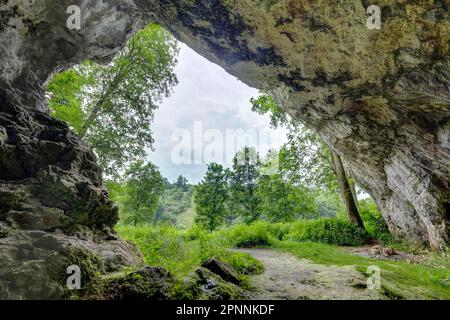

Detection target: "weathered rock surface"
[202, 258, 242, 285]
[188, 267, 246, 300]
[0, 0, 449, 299]
[100, 266, 174, 300]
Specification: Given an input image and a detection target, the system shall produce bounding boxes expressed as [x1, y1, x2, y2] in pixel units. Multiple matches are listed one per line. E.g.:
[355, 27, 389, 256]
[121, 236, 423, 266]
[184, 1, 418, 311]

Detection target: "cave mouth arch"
[0, 0, 449, 299]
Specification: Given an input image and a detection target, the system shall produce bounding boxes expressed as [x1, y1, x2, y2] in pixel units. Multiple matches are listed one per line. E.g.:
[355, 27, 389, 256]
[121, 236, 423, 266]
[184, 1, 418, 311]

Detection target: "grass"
[117, 220, 450, 300]
[175, 204, 196, 229]
[116, 224, 263, 280]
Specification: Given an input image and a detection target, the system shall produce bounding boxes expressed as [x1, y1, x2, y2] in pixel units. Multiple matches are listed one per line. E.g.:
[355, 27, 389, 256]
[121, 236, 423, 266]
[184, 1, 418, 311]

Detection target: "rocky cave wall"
[0, 0, 449, 298]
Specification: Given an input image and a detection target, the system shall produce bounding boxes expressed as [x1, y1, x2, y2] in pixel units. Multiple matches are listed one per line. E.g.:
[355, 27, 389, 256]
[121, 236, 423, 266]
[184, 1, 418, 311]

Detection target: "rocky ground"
[237, 248, 392, 300]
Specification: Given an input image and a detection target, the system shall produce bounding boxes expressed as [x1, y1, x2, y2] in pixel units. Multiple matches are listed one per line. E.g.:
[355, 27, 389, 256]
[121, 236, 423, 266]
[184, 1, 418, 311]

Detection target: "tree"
[175, 175, 189, 191]
[251, 93, 365, 229]
[156, 179, 194, 225]
[228, 147, 261, 224]
[194, 163, 228, 231]
[47, 24, 179, 177]
[257, 173, 318, 222]
[331, 151, 365, 228]
[122, 160, 165, 225]
[279, 124, 338, 191]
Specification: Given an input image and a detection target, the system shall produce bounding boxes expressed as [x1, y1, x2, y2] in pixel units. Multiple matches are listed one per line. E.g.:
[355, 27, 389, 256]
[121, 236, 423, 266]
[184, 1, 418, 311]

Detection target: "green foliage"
[116, 224, 264, 280]
[47, 69, 85, 134]
[117, 222, 449, 300]
[279, 124, 338, 192]
[216, 219, 367, 248]
[175, 175, 189, 191]
[220, 222, 272, 248]
[121, 161, 165, 225]
[358, 198, 394, 243]
[224, 252, 264, 275]
[257, 173, 318, 222]
[251, 94, 288, 128]
[228, 147, 262, 223]
[156, 178, 194, 225]
[47, 24, 179, 177]
[194, 163, 228, 231]
[315, 192, 345, 217]
[251, 92, 338, 192]
[287, 218, 369, 246]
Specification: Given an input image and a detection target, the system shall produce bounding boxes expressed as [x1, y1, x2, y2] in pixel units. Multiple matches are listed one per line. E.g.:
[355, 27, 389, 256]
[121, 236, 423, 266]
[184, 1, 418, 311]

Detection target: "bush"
[287, 218, 369, 246]
[221, 251, 264, 275]
[184, 224, 210, 241]
[116, 224, 263, 280]
[222, 222, 272, 248]
[258, 221, 290, 241]
[358, 199, 394, 243]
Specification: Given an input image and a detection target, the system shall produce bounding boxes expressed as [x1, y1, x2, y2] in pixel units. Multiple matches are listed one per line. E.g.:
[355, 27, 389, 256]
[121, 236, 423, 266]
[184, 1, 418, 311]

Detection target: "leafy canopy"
[47, 24, 179, 177]
[228, 147, 262, 224]
[194, 163, 229, 231]
[121, 160, 165, 226]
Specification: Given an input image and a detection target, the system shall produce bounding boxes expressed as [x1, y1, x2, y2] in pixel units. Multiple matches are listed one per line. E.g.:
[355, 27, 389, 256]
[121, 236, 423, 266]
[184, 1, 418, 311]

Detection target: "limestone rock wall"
[0, 0, 449, 298]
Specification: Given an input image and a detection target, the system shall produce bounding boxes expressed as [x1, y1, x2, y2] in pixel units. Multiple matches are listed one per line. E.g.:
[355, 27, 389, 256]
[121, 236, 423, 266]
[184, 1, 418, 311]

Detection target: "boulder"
[192, 267, 246, 300]
[101, 267, 174, 300]
[201, 258, 241, 285]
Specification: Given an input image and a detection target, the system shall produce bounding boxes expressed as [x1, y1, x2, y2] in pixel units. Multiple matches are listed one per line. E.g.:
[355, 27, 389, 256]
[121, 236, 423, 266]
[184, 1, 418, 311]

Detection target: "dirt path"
[236, 248, 386, 300]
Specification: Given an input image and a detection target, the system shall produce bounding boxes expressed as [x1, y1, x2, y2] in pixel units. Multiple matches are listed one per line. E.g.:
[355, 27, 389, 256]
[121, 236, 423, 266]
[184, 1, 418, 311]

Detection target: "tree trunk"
[348, 174, 359, 210]
[331, 150, 365, 229]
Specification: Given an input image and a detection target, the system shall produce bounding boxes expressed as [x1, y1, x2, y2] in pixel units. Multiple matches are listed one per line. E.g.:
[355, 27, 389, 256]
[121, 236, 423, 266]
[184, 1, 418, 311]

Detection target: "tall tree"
[257, 173, 318, 222]
[175, 175, 189, 191]
[47, 24, 179, 177]
[251, 93, 365, 229]
[122, 160, 165, 225]
[331, 151, 365, 228]
[229, 147, 261, 224]
[194, 163, 229, 231]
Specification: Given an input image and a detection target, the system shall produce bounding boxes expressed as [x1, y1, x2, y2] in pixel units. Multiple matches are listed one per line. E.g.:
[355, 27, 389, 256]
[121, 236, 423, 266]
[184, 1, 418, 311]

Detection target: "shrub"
[116, 224, 263, 281]
[287, 218, 369, 246]
[222, 223, 272, 248]
[184, 224, 209, 241]
[220, 251, 264, 275]
[264, 222, 291, 241]
[358, 199, 394, 243]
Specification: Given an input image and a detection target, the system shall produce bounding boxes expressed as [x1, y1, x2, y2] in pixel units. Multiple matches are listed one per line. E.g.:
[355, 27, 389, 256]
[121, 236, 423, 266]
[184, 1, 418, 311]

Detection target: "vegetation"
[228, 147, 262, 223]
[251, 93, 365, 229]
[117, 221, 450, 299]
[120, 161, 165, 226]
[156, 176, 195, 225]
[194, 163, 229, 231]
[47, 24, 179, 177]
[274, 242, 450, 299]
[117, 224, 264, 280]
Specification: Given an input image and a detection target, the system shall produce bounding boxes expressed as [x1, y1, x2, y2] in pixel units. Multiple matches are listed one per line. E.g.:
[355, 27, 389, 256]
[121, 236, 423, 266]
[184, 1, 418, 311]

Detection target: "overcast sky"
[147, 42, 287, 184]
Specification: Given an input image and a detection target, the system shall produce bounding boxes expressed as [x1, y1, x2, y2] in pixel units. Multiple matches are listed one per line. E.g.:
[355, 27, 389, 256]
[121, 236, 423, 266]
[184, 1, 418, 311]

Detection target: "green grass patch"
[117, 221, 449, 300]
[116, 224, 263, 280]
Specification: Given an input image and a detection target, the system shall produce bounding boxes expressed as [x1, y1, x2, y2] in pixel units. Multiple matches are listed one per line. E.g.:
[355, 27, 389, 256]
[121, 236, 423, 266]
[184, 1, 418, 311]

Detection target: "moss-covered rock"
[174, 267, 247, 300]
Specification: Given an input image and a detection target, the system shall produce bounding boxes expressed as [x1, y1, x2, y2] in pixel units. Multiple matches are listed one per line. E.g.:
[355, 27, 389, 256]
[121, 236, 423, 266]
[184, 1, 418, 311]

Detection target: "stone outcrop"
[99, 266, 175, 300]
[185, 267, 247, 300]
[202, 258, 242, 285]
[0, 0, 449, 298]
